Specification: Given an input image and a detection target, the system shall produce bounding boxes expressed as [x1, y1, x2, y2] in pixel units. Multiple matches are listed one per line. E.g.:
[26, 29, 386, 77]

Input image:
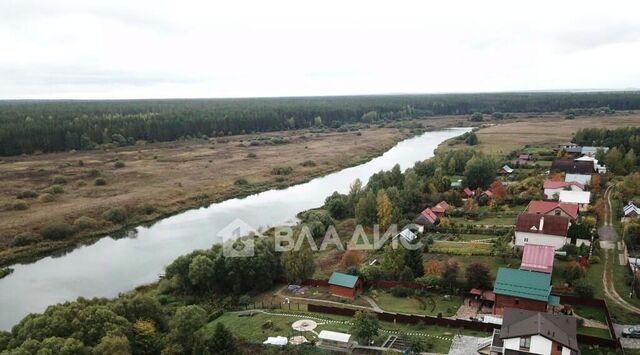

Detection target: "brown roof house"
[525, 201, 579, 221]
[486, 308, 579, 355]
[431, 200, 450, 217]
[415, 207, 439, 231]
[514, 213, 570, 250]
[551, 159, 595, 174]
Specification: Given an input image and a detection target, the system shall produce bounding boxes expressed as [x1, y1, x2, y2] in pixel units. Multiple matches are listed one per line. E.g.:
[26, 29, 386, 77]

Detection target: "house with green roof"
[328, 272, 363, 298]
[493, 268, 559, 315]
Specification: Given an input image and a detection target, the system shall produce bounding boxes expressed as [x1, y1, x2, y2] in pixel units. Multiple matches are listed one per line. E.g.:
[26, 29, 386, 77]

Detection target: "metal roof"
[520, 244, 555, 273]
[318, 330, 352, 343]
[565, 173, 592, 185]
[501, 308, 579, 351]
[493, 268, 551, 302]
[559, 190, 591, 204]
[328, 272, 359, 288]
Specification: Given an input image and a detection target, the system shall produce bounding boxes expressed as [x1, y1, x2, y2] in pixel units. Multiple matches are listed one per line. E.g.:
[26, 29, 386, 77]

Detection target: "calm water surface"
[0, 128, 469, 329]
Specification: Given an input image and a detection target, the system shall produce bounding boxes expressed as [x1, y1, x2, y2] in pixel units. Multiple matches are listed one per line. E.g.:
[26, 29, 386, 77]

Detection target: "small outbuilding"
[317, 330, 354, 351]
[328, 272, 363, 299]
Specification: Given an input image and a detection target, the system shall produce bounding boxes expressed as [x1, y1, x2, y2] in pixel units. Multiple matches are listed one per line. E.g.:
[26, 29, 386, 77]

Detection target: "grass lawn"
[430, 240, 494, 255]
[577, 326, 611, 339]
[423, 254, 520, 278]
[573, 305, 607, 324]
[369, 289, 464, 317]
[457, 234, 499, 241]
[205, 309, 487, 353]
[449, 215, 516, 226]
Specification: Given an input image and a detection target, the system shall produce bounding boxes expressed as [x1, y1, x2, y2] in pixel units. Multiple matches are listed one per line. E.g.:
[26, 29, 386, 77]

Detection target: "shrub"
[41, 222, 74, 240]
[301, 160, 316, 167]
[12, 232, 42, 247]
[247, 152, 257, 158]
[18, 190, 38, 199]
[78, 160, 84, 167]
[271, 166, 293, 175]
[574, 279, 595, 298]
[589, 255, 601, 264]
[390, 286, 414, 298]
[234, 177, 249, 186]
[103, 207, 128, 224]
[74, 216, 97, 230]
[13, 200, 29, 210]
[87, 169, 101, 177]
[139, 203, 156, 214]
[38, 193, 55, 203]
[52, 176, 66, 184]
[48, 184, 64, 194]
[94, 178, 107, 186]
[114, 160, 125, 168]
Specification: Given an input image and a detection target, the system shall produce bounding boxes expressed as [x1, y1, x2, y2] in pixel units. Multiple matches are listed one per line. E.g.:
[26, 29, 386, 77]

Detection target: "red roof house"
[431, 201, 450, 217]
[526, 200, 579, 220]
[520, 244, 555, 273]
[463, 187, 475, 198]
[415, 207, 438, 225]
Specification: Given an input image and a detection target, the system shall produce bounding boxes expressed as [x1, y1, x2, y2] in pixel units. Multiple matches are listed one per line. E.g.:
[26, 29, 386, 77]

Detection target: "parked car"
[622, 326, 640, 338]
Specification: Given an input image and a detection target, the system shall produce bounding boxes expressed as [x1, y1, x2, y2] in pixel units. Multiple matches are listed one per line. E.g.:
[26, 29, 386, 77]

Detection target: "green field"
[430, 240, 494, 255]
[369, 289, 463, 317]
[577, 326, 611, 339]
[573, 305, 607, 324]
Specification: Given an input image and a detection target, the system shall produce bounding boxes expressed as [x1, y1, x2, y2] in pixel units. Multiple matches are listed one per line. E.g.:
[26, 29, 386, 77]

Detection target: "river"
[0, 127, 469, 330]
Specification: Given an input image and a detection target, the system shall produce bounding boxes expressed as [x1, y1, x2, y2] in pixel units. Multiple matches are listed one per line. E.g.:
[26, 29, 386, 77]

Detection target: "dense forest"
[573, 127, 640, 175]
[1, 92, 640, 156]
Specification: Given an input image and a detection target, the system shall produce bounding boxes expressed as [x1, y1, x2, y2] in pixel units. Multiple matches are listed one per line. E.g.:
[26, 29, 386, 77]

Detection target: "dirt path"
[600, 186, 640, 314]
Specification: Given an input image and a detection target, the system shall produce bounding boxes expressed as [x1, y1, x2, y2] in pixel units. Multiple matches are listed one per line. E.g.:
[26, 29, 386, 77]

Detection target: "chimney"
[539, 216, 545, 232]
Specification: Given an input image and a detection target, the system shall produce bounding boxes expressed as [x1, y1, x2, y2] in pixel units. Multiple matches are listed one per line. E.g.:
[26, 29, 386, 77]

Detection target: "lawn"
[449, 215, 516, 226]
[369, 289, 463, 317]
[430, 240, 494, 256]
[204, 309, 486, 353]
[577, 326, 611, 339]
[456, 233, 499, 241]
[573, 305, 607, 324]
[423, 254, 520, 278]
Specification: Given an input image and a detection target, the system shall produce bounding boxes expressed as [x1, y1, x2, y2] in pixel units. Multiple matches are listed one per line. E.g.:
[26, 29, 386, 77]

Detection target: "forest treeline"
[2, 91, 640, 156]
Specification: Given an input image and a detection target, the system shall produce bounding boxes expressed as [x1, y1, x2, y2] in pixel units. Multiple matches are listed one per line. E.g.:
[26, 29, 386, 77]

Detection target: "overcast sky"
[1, 0, 639, 99]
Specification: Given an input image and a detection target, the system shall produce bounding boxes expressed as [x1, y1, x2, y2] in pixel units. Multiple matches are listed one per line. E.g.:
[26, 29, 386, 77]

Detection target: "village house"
[515, 213, 570, 250]
[431, 200, 450, 217]
[624, 202, 640, 220]
[543, 180, 585, 200]
[551, 159, 595, 174]
[564, 173, 591, 186]
[581, 146, 608, 156]
[463, 187, 475, 199]
[558, 191, 591, 212]
[415, 207, 438, 231]
[526, 201, 579, 221]
[492, 268, 558, 315]
[520, 244, 555, 274]
[556, 142, 582, 155]
[499, 165, 514, 175]
[487, 308, 579, 355]
[328, 272, 363, 299]
[575, 155, 606, 174]
[513, 153, 531, 166]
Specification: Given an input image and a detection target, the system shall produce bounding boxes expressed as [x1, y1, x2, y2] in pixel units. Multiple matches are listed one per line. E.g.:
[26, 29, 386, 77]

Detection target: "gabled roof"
[394, 228, 418, 243]
[432, 200, 450, 213]
[526, 200, 579, 220]
[543, 180, 585, 190]
[494, 268, 551, 302]
[463, 187, 475, 197]
[515, 213, 569, 237]
[501, 308, 579, 351]
[502, 165, 514, 173]
[565, 173, 592, 185]
[318, 330, 352, 343]
[328, 272, 359, 288]
[518, 154, 530, 160]
[415, 207, 438, 224]
[520, 244, 555, 273]
[551, 159, 595, 174]
[483, 190, 494, 198]
[581, 146, 608, 156]
[624, 202, 640, 217]
[559, 190, 591, 205]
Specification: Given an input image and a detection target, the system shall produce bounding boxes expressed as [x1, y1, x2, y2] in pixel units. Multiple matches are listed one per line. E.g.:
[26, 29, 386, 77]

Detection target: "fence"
[555, 295, 620, 349]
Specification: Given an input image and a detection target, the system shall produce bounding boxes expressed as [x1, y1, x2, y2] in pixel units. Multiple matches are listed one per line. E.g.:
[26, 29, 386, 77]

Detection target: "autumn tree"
[465, 262, 492, 289]
[424, 260, 443, 276]
[376, 189, 393, 230]
[340, 250, 364, 269]
[441, 258, 459, 292]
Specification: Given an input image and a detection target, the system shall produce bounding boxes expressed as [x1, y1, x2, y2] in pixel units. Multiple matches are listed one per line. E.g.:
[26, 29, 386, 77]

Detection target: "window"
[519, 337, 531, 350]
[554, 209, 561, 216]
[557, 345, 563, 351]
[524, 237, 528, 242]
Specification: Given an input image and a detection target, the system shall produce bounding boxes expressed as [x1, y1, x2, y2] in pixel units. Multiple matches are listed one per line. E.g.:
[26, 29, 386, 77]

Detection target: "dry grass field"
[0, 116, 468, 265]
[443, 112, 640, 155]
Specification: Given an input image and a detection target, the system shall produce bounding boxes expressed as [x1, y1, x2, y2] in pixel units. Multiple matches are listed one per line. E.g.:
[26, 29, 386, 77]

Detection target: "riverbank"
[0, 116, 471, 267]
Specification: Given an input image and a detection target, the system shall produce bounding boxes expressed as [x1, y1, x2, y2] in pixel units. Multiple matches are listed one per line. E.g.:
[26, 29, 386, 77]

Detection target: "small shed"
[317, 330, 353, 350]
[328, 272, 363, 298]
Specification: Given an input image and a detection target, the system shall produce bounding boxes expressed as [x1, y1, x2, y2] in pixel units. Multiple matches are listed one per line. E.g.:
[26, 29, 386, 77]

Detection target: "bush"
[103, 207, 128, 224]
[38, 193, 55, 203]
[574, 279, 595, 298]
[48, 184, 64, 194]
[589, 255, 601, 264]
[139, 203, 156, 214]
[74, 216, 97, 230]
[13, 200, 29, 210]
[87, 169, 101, 177]
[52, 175, 66, 184]
[234, 177, 249, 186]
[18, 190, 38, 199]
[301, 160, 316, 167]
[94, 178, 107, 186]
[114, 160, 125, 168]
[271, 166, 293, 175]
[12, 232, 42, 247]
[41, 222, 74, 240]
[390, 286, 414, 298]
[247, 152, 257, 158]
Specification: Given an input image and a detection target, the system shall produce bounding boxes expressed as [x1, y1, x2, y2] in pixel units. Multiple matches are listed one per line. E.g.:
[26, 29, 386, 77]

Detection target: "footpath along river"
[0, 127, 470, 330]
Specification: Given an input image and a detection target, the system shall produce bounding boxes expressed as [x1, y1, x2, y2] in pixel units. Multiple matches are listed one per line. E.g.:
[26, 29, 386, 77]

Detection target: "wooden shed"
[328, 272, 363, 299]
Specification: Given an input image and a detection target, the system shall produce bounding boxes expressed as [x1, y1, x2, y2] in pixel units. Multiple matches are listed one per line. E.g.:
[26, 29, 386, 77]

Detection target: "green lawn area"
[368, 289, 463, 317]
[423, 254, 520, 278]
[577, 326, 611, 339]
[204, 309, 488, 353]
[456, 233, 499, 241]
[573, 305, 607, 324]
[449, 215, 516, 226]
[430, 240, 494, 255]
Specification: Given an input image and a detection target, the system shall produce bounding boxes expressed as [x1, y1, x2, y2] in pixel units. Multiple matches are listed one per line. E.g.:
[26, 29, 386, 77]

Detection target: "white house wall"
[503, 336, 552, 354]
[515, 231, 567, 249]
